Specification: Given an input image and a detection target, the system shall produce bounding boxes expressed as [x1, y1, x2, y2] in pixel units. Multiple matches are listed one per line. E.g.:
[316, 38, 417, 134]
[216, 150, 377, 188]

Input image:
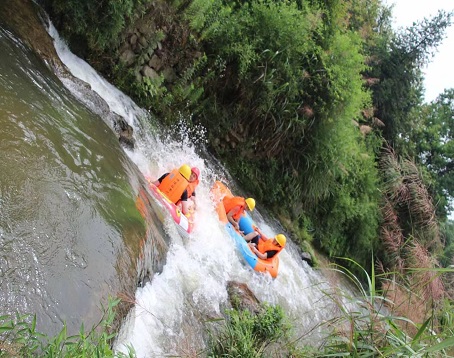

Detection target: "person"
[175, 167, 200, 211]
[152, 164, 200, 215]
[245, 233, 286, 260]
[222, 195, 255, 231]
[177, 167, 200, 210]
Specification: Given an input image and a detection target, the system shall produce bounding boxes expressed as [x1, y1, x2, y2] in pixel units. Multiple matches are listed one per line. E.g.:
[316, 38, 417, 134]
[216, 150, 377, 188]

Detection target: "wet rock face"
[227, 280, 262, 314]
[114, 116, 135, 150]
[117, 1, 201, 87]
[301, 252, 313, 267]
[0, 0, 63, 69]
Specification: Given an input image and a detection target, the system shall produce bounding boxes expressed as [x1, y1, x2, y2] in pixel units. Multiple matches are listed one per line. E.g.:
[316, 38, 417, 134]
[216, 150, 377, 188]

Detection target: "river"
[0, 12, 357, 357]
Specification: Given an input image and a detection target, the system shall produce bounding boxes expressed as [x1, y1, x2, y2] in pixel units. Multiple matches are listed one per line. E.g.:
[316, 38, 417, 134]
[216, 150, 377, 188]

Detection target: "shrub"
[208, 304, 290, 357]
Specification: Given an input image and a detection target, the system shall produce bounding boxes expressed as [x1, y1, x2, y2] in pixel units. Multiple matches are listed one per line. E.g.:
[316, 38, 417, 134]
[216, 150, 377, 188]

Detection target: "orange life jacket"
[186, 179, 199, 198]
[257, 238, 283, 257]
[222, 196, 246, 220]
[157, 169, 189, 204]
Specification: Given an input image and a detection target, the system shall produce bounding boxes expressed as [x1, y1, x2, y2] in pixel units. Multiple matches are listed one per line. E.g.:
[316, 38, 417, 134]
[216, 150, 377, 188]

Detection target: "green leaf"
[425, 336, 454, 354]
[32, 314, 36, 332]
[0, 324, 14, 333]
[411, 315, 432, 345]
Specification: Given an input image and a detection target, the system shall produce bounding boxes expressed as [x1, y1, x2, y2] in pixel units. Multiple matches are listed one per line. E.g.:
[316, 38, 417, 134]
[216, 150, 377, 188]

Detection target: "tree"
[407, 89, 454, 218]
[369, 10, 453, 149]
[440, 220, 454, 267]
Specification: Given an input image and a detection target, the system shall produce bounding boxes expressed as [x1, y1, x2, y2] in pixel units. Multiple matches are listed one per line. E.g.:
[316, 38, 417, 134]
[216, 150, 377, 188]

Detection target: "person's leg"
[251, 235, 259, 246]
[247, 235, 259, 250]
[244, 232, 259, 242]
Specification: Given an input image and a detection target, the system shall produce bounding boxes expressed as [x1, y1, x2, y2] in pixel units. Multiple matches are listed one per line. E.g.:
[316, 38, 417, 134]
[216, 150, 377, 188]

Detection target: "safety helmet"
[245, 198, 255, 211]
[191, 167, 200, 180]
[179, 164, 191, 180]
[275, 234, 286, 247]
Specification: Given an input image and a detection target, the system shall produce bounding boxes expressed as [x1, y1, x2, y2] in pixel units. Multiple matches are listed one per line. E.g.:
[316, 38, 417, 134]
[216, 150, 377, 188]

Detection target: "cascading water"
[1, 12, 358, 357]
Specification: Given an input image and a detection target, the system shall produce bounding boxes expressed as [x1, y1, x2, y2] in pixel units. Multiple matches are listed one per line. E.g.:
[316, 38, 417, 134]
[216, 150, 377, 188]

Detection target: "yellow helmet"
[245, 198, 255, 211]
[179, 164, 191, 180]
[275, 234, 286, 247]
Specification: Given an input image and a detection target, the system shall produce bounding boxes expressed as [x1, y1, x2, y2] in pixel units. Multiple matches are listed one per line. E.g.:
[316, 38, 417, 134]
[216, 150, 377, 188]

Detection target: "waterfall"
[3, 20, 357, 357]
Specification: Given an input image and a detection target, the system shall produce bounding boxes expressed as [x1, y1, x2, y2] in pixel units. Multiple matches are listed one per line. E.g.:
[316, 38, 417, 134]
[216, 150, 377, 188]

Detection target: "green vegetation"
[1, 267, 453, 357]
[0, 298, 134, 357]
[40, 0, 147, 58]
[207, 304, 290, 357]
[316, 260, 454, 357]
[406, 89, 454, 218]
[370, 11, 452, 150]
[176, 0, 384, 273]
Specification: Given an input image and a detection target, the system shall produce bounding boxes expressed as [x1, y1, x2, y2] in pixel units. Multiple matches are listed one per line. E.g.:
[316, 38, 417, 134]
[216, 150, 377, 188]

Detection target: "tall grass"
[2, 264, 453, 357]
[205, 259, 454, 357]
[318, 258, 454, 357]
[0, 297, 134, 358]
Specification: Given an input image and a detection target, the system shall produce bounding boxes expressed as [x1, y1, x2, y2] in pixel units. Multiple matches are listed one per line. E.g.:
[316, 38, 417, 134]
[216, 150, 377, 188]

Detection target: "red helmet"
[191, 167, 200, 179]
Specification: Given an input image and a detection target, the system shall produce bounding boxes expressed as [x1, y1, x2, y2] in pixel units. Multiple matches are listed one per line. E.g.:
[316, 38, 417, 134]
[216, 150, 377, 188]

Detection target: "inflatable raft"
[143, 175, 195, 236]
[211, 181, 279, 278]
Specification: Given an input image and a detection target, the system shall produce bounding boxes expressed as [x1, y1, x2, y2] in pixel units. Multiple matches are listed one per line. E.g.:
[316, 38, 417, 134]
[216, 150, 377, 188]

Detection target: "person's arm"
[181, 200, 189, 215]
[226, 206, 240, 230]
[252, 225, 265, 239]
[243, 231, 259, 242]
[152, 173, 168, 186]
[181, 190, 189, 215]
[249, 244, 268, 260]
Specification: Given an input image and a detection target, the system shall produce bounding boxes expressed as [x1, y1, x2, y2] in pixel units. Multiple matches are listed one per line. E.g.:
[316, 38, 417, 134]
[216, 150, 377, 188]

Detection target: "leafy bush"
[208, 304, 290, 357]
[180, 0, 381, 272]
[207, 261, 454, 357]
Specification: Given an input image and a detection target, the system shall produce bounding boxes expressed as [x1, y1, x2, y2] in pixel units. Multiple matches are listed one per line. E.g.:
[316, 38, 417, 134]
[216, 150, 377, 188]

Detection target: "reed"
[316, 258, 454, 357]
